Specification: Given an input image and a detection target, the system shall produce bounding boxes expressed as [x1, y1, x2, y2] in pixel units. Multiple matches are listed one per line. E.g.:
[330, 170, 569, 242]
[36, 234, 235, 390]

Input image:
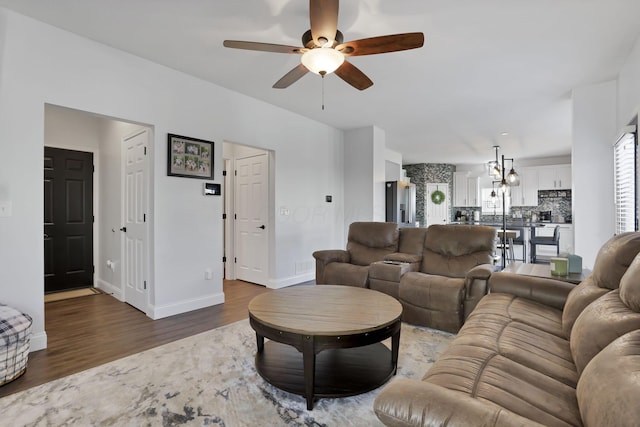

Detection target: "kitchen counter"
[450, 221, 552, 227]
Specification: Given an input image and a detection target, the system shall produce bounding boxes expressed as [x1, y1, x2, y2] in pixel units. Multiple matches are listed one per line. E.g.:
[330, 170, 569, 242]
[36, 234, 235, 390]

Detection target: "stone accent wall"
[404, 163, 455, 225]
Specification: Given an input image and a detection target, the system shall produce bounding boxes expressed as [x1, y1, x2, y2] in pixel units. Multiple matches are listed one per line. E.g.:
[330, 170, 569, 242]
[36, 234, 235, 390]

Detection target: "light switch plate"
[0, 201, 11, 217]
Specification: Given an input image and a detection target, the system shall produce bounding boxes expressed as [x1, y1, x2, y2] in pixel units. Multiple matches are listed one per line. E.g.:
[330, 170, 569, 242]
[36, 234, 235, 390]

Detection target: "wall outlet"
[0, 201, 12, 217]
[205, 269, 213, 280]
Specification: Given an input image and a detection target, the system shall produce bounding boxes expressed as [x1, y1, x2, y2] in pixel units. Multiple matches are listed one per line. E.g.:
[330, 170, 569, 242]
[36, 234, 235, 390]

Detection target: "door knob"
[120, 227, 127, 232]
[257, 225, 265, 230]
[44, 234, 49, 239]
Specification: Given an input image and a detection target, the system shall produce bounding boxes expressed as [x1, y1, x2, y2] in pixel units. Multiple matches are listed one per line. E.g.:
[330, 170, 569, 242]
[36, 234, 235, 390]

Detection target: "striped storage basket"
[0, 304, 32, 386]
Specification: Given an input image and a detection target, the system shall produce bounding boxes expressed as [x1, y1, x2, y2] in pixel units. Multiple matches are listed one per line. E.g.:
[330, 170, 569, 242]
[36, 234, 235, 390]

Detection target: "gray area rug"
[0, 319, 453, 426]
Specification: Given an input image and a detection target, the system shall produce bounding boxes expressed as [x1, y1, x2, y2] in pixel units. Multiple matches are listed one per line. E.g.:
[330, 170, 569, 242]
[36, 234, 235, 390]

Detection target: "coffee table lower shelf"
[255, 340, 395, 403]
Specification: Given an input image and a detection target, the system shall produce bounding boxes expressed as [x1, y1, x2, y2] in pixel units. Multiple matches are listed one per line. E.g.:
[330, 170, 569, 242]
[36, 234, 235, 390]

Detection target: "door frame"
[222, 142, 273, 286]
[120, 128, 152, 313]
[223, 158, 235, 279]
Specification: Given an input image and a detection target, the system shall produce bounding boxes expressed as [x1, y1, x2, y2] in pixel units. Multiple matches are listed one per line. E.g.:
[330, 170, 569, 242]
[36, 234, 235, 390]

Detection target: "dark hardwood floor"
[0, 280, 270, 398]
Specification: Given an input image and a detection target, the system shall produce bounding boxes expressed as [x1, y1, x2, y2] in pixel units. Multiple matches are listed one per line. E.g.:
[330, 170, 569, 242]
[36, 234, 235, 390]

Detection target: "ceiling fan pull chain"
[321, 74, 325, 110]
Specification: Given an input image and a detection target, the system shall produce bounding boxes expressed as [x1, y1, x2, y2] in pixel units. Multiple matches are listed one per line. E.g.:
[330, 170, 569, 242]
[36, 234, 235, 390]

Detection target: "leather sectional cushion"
[450, 313, 578, 387]
[346, 222, 399, 266]
[576, 330, 640, 427]
[399, 272, 465, 333]
[424, 346, 581, 427]
[421, 224, 495, 277]
[469, 293, 565, 338]
[570, 289, 640, 374]
[374, 378, 543, 427]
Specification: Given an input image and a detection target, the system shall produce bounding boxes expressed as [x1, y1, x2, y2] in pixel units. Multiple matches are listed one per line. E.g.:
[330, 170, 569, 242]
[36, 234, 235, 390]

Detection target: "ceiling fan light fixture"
[301, 47, 344, 75]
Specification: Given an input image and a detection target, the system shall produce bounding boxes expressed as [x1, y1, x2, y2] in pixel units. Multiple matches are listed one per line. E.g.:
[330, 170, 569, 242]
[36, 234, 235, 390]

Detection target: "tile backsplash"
[454, 189, 572, 223]
[537, 190, 572, 222]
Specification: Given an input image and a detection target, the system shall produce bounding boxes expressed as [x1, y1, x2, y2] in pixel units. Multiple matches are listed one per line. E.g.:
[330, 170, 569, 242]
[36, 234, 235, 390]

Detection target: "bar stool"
[530, 225, 560, 263]
[497, 230, 517, 264]
[510, 227, 526, 262]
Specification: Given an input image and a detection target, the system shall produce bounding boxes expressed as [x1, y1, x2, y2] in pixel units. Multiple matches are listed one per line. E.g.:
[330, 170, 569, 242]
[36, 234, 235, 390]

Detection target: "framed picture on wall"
[167, 133, 214, 179]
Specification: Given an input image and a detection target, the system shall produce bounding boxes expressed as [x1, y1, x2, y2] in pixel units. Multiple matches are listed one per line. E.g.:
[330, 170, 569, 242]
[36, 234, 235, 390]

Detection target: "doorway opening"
[43, 104, 153, 313]
[222, 142, 273, 286]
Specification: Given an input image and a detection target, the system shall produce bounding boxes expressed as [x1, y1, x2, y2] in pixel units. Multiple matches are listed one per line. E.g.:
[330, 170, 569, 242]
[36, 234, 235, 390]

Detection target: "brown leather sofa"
[398, 224, 497, 333]
[314, 222, 496, 333]
[374, 231, 640, 427]
[313, 222, 422, 288]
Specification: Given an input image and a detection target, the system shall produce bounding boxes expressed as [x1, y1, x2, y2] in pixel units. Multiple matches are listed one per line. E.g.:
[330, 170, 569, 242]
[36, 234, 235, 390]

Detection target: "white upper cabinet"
[453, 172, 480, 207]
[538, 165, 571, 190]
[510, 167, 539, 207]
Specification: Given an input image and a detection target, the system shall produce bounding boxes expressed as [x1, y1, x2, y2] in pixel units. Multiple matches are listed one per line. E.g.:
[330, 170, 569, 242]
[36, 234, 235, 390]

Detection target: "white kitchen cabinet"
[453, 172, 480, 207]
[510, 167, 539, 207]
[538, 165, 571, 190]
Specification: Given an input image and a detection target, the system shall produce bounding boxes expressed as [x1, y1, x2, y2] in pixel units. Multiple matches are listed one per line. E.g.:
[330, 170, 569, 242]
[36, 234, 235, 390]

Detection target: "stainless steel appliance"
[385, 180, 416, 225]
[539, 210, 552, 222]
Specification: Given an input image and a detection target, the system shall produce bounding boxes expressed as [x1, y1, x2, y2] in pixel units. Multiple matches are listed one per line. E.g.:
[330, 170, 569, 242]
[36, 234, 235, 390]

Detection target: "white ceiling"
[2, 0, 640, 165]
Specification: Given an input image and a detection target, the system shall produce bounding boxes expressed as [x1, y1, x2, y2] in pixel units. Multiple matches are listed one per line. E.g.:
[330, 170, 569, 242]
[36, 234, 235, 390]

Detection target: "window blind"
[614, 131, 637, 234]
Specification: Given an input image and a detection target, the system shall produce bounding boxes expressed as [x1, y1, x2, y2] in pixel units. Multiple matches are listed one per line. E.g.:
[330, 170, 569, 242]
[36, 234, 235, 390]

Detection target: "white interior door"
[122, 129, 148, 312]
[235, 153, 269, 285]
[426, 183, 449, 227]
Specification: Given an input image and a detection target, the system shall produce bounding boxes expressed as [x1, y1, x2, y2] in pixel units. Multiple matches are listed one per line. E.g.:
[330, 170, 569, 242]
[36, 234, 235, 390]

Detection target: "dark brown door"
[44, 147, 94, 293]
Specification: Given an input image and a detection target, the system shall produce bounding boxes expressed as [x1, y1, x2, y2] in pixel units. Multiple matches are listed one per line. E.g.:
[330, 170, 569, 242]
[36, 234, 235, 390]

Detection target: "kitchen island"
[450, 221, 574, 263]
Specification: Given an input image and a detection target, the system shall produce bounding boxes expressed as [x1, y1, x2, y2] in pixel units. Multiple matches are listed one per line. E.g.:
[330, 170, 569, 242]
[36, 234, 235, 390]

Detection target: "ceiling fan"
[223, 0, 424, 90]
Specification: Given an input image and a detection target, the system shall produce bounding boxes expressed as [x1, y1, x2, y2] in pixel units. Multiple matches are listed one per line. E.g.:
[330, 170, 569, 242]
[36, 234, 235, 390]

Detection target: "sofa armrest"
[466, 263, 496, 281]
[374, 378, 543, 427]
[488, 271, 575, 310]
[312, 250, 350, 284]
[463, 263, 497, 318]
[312, 249, 350, 264]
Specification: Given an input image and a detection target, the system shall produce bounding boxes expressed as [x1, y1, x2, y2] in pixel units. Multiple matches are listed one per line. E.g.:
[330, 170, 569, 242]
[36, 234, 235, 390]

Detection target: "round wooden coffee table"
[248, 285, 402, 410]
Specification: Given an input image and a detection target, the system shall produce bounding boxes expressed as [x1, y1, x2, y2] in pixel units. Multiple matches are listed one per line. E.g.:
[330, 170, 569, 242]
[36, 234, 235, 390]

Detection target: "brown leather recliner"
[313, 222, 400, 287]
[374, 231, 640, 427]
[398, 224, 497, 333]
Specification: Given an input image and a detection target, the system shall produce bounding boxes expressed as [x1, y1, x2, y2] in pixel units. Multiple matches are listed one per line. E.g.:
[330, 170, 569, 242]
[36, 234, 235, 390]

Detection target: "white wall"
[0, 9, 344, 350]
[344, 127, 375, 225]
[618, 36, 640, 128]
[372, 126, 387, 221]
[343, 125, 388, 230]
[572, 80, 617, 269]
[385, 148, 403, 182]
[571, 34, 640, 269]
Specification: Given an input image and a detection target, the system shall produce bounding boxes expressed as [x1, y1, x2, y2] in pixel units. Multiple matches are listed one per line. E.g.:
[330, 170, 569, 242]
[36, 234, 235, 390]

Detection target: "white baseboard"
[30, 331, 47, 352]
[267, 272, 315, 289]
[96, 279, 123, 301]
[149, 292, 225, 320]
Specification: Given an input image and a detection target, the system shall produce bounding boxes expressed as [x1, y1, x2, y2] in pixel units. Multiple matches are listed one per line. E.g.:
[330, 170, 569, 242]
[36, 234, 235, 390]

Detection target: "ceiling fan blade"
[309, 0, 339, 46]
[273, 64, 310, 89]
[223, 40, 304, 54]
[336, 32, 424, 56]
[334, 60, 373, 91]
